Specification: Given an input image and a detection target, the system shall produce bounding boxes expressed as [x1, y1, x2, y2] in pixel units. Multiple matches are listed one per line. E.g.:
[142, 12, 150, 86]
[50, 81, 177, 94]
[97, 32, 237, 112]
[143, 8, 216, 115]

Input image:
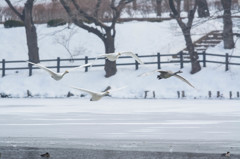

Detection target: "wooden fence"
[1, 52, 240, 77]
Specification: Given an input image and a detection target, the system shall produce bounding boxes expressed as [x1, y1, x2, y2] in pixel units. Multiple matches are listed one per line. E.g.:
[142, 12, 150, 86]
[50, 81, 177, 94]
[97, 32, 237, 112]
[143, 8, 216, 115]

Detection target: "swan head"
[104, 91, 111, 96]
[177, 70, 183, 74]
[64, 70, 69, 74]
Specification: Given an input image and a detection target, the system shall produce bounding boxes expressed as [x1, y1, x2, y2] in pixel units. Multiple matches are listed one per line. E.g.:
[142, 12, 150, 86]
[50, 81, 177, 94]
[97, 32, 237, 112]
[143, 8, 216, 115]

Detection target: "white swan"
[139, 70, 195, 88]
[26, 61, 92, 81]
[97, 52, 144, 64]
[71, 86, 126, 101]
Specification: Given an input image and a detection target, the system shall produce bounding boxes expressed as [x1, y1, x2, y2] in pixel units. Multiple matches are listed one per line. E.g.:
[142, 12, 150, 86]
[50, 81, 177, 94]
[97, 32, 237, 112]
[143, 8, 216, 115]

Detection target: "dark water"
[0, 146, 240, 159]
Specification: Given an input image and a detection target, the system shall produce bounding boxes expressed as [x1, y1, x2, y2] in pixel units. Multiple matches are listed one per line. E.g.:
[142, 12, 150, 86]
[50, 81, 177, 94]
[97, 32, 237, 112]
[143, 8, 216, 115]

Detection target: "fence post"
[203, 51, 206, 67]
[157, 52, 161, 69]
[225, 53, 229, 71]
[2, 59, 5, 77]
[29, 63, 32, 76]
[135, 54, 139, 70]
[57, 57, 60, 73]
[208, 91, 212, 98]
[85, 56, 88, 72]
[180, 51, 184, 69]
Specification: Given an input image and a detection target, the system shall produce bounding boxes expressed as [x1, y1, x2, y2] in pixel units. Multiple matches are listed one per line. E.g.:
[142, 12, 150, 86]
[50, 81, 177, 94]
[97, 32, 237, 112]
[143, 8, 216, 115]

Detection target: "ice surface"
[0, 99, 239, 154]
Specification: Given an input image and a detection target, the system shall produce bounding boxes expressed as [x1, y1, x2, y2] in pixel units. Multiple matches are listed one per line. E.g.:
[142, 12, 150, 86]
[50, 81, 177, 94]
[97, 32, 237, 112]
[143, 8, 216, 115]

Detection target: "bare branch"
[71, 0, 108, 29]
[187, 0, 197, 28]
[94, 0, 102, 18]
[60, 0, 105, 41]
[169, 0, 179, 17]
[5, 0, 24, 20]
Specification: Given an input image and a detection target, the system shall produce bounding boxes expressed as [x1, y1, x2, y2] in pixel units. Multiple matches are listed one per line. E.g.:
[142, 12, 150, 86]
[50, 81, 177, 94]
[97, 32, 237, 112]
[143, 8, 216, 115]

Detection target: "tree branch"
[71, 0, 108, 29]
[169, 0, 179, 17]
[110, 0, 133, 29]
[5, 0, 24, 21]
[60, 0, 105, 41]
[187, 0, 197, 28]
[94, 0, 102, 18]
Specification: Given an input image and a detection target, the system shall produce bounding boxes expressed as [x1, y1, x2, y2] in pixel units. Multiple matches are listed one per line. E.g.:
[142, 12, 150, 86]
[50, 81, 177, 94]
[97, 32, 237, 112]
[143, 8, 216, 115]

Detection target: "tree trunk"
[24, 1, 39, 63]
[197, 0, 210, 17]
[104, 30, 117, 78]
[5, 0, 40, 63]
[156, 0, 162, 16]
[183, 30, 201, 74]
[221, 0, 234, 49]
[169, 0, 201, 74]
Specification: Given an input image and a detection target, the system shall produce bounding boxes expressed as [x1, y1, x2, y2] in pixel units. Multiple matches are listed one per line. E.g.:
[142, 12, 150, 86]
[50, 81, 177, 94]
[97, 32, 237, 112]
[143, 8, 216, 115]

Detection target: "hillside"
[0, 16, 239, 99]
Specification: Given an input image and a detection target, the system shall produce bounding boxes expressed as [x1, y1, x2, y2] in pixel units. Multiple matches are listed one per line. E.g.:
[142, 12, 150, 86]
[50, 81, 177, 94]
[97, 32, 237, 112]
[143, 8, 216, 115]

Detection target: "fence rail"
[1, 52, 240, 77]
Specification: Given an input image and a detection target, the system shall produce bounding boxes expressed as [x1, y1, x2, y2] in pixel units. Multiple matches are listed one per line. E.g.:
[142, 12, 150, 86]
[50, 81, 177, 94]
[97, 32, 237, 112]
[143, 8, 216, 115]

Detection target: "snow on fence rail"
[0, 52, 240, 77]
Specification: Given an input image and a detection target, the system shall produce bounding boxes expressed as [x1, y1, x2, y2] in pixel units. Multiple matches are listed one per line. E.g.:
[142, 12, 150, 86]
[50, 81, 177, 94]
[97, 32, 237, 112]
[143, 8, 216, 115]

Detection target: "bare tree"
[197, 0, 210, 17]
[221, 0, 234, 49]
[169, 0, 201, 74]
[5, 0, 40, 63]
[60, 0, 133, 77]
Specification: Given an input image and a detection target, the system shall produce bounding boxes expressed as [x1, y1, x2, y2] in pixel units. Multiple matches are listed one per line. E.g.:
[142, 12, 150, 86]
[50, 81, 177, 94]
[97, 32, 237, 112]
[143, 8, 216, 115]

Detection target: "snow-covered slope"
[0, 17, 239, 99]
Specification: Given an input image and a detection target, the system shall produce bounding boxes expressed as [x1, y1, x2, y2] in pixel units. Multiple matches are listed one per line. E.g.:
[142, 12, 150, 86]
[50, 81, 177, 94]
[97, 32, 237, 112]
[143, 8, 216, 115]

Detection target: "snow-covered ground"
[0, 5, 240, 155]
[0, 16, 240, 98]
[0, 98, 240, 153]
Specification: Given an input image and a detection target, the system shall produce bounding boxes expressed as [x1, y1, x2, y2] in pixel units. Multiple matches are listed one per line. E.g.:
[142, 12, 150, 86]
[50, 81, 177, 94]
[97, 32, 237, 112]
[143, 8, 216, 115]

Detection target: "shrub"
[47, 19, 66, 27]
[4, 20, 24, 28]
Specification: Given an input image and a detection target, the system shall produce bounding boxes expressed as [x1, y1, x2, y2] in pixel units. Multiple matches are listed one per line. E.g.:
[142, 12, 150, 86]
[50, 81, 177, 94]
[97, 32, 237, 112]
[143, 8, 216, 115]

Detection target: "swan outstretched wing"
[70, 86, 98, 96]
[121, 52, 144, 64]
[138, 69, 161, 77]
[68, 63, 92, 72]
[174, 75, 195, 88]
[108, 86, 127, 93]
[98, 52, 118, 58]
[26, 61, 56, 75]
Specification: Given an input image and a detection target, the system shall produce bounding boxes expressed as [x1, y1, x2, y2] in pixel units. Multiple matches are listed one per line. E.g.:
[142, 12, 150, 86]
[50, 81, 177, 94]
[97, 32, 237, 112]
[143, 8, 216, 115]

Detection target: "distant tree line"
[1, 0, 240, 23]
[2, 0, 239, 77]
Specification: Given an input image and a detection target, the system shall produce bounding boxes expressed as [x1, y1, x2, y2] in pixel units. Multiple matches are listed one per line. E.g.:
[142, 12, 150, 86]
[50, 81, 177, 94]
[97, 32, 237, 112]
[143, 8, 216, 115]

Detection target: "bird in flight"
[139, 70, 195, 88]
[70, 86, 126, 101]
[96, 52, 144, 64]
[26, 61, 92, 81]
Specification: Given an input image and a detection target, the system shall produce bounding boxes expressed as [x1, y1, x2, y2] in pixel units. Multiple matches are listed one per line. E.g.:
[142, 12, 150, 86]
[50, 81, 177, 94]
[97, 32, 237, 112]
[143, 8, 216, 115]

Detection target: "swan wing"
[98, 52, 117, 57]
[121, 52, 144, 64]
[70, 86, 98, 96]
[108, 86, 127, 93]
[157, 70, 170, 73]
[138, 69, 161, 77]
[174, 75, 195, 88]
[26, 61, 57, 76]
[68, 63, 93, 72]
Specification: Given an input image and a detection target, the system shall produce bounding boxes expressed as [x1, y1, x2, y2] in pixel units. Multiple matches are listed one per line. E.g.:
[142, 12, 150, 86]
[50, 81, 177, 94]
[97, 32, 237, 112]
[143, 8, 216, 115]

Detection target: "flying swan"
[26, 61, 92, 81]
[139, 70, 195, 88]
[71, 86, 126, 101]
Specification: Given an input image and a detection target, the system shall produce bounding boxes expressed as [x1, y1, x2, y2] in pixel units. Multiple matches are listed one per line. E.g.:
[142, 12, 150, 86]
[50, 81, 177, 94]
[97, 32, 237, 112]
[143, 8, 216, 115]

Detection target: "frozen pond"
[0, 98, 240, 154]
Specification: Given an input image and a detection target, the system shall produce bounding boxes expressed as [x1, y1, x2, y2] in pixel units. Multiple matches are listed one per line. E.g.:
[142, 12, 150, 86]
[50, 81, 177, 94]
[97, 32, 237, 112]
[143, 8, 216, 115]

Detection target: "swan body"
[99, 52, 144, 64]
[71, 86, 126, 101]
[26, 61, 92, 81]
